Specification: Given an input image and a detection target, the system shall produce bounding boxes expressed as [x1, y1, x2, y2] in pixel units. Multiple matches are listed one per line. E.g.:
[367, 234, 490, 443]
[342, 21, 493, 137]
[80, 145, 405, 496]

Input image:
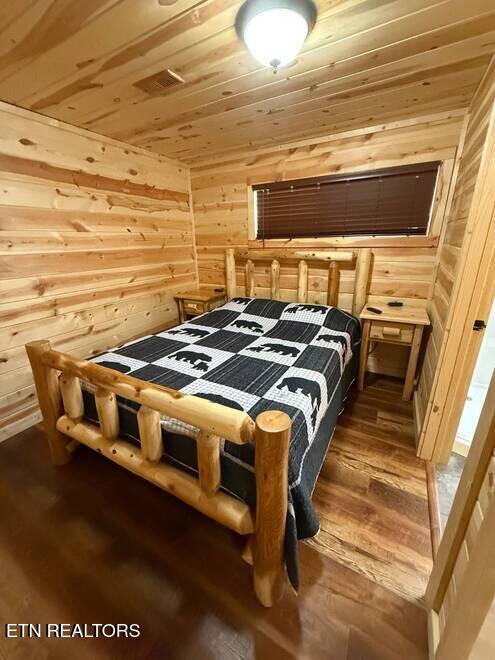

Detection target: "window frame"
[248, 159, 452, 248]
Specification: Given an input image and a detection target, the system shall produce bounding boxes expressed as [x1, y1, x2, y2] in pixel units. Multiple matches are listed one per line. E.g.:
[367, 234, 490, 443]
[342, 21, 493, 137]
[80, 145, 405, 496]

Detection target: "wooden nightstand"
[174, 288, 226, 323]
[358, 303, 430, 401]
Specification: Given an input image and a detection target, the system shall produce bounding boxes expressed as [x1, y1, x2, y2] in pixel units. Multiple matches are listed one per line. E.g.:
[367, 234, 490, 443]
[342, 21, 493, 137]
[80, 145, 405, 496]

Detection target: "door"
[427, 372, 495, 659]
[456, 301, 495, 455]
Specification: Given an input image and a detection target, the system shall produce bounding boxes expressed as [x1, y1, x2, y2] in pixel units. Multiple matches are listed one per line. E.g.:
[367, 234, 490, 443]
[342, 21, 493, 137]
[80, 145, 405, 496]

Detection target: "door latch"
[473, 319, 487, 331]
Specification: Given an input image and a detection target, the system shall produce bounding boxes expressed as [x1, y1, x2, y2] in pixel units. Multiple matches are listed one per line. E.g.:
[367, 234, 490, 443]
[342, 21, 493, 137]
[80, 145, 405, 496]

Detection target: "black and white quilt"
[84, 297, 361, 589]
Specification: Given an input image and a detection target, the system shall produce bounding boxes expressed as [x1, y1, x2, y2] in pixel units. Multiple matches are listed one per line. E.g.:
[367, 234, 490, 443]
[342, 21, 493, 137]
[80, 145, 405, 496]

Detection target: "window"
[253, 162, 440, 240]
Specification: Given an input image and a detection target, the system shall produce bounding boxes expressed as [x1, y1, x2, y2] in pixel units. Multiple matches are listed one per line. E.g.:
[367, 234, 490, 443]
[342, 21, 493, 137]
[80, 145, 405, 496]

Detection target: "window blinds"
[253, 162, 440, 240]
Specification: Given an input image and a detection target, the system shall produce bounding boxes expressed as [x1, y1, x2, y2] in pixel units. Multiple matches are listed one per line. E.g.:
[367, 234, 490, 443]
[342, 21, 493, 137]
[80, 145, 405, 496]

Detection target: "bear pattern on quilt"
[85, 297, 361, 590]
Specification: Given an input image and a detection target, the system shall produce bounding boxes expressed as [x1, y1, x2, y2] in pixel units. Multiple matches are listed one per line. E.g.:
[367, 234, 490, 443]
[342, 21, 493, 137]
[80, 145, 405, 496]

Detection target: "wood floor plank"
[310, 375, 432, 604]
[368, 479, 430, 530]
[311, 485, 432, 585]
[329, 434, 428, 498]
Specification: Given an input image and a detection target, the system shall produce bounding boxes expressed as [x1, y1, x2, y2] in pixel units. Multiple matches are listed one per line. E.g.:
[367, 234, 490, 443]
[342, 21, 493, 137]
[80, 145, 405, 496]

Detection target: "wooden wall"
[416, 58, 495, 434]
[0, 102, 196, 441]
[470, 597, 495, 659]
[437, 466, 493, 642]
[190, 111, 464, 378]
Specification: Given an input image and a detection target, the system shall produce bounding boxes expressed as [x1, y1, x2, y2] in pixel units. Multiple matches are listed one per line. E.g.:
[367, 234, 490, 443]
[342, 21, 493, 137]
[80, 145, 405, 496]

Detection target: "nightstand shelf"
[174, 288, 226, 323]
[358, 304, 430, 401]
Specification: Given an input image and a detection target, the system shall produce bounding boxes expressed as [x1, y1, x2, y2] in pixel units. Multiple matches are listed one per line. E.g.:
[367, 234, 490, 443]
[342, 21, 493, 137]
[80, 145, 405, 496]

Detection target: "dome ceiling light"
[236, 0, 317, 73]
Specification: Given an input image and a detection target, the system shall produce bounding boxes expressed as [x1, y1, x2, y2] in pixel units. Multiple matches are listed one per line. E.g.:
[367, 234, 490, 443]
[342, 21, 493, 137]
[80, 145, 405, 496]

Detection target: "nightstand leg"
[358, 319, 371, 391]
[178, 299, 186, 324]
[403, 325, 424, 401]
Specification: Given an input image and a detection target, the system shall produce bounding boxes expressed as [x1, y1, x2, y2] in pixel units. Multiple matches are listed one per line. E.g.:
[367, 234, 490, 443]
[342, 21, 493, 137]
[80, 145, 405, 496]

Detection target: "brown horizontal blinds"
[254, 162, 440, 240]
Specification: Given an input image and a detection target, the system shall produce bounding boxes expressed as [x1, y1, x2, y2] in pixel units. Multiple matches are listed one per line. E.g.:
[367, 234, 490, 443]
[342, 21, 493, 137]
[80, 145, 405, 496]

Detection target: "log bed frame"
[26, 248, 371, 607]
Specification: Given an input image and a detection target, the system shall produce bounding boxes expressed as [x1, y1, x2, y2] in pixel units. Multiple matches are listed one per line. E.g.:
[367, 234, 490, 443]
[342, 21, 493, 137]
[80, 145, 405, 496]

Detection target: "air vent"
[134, 69, 185, 95]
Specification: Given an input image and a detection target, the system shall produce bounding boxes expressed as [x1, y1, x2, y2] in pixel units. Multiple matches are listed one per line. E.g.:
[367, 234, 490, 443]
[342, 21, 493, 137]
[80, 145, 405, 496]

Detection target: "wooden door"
[427, 373, 495, 659]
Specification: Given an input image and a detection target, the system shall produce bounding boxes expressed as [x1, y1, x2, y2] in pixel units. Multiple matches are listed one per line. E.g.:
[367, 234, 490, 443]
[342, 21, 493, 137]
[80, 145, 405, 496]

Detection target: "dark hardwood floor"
[0, 376, 428, 659]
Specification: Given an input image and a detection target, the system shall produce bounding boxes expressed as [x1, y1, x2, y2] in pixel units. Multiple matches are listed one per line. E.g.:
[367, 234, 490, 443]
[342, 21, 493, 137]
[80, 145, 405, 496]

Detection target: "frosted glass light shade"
[242, 8, 309, 69]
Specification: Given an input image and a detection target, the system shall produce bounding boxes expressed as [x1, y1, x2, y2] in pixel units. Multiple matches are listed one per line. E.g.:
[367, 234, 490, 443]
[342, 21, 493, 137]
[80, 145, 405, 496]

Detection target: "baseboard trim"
[413, 390, 424, 447]
[0, 408, 42, 444]
[453, 436, 470, 457]
[425, 460, 442, 558]
[428, 609, 440, 660]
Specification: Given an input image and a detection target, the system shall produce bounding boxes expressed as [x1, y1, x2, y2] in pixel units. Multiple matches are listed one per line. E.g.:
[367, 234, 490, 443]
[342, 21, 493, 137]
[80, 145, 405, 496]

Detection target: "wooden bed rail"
[26, 340, 291, 607]
[225, 247, 371, 315]
[38, 345, 255, 444]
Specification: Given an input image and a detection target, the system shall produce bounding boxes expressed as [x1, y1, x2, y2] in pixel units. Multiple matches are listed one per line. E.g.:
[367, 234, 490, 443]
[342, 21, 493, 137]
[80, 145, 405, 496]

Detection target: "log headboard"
[225, 248, 371, 317]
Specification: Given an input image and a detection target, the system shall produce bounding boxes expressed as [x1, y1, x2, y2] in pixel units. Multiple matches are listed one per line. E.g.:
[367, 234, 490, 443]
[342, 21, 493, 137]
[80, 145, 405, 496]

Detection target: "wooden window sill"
[248, 236, 439, 249]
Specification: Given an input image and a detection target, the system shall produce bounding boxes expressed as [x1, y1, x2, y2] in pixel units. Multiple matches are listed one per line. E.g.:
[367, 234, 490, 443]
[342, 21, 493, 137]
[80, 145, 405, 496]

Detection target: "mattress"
[82, 297, 361, 588]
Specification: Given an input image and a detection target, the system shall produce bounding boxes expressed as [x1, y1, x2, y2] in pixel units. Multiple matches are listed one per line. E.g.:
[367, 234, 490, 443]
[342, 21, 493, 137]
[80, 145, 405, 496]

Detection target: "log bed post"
[297, 260, 308, 303]
[138, 405, 163, 462]
[245, 259, 255, 297]
[327, 261, 339, 307]
[59, 373, 84, 422]
[95, 387, 119, 440]
[270, 259, 280, 300]
[25, 340, 72, 465]
[253, 410, 291, 607]
[352, 248, 372, 317]
[225, 248, 236, 300]
[196, 430, 221, 497]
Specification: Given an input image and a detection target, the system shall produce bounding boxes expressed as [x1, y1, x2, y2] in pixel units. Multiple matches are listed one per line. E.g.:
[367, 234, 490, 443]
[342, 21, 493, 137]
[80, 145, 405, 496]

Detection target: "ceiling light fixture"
[236, 0, 317, 73]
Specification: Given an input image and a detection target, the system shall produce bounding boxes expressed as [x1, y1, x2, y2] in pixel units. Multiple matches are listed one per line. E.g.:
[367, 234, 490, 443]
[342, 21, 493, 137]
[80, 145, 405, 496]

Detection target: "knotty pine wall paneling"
[0, 102, 197, 441]
[415, 58, 495, 435]
[190, 111, 464, 380]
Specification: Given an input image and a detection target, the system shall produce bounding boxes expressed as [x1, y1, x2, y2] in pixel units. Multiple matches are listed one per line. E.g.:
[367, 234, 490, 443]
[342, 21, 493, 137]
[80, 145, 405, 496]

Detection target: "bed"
[26, 248, 371, 607]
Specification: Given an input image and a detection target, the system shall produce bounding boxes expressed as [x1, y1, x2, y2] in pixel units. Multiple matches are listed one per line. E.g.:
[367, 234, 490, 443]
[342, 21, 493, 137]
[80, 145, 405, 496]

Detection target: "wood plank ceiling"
[1, 0, 494, 164]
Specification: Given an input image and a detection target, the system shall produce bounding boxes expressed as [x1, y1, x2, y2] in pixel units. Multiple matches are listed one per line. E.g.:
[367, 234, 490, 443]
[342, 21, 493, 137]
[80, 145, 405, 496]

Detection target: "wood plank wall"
[415, 59, 495, 431]
[470, 597, 495, 659]
[190, 112, 464, 379]
[0, 102, 196, 441]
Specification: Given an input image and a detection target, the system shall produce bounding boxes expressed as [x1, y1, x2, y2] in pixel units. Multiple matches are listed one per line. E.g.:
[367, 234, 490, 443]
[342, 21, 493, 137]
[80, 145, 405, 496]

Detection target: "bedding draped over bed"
[82, 297, 361, 588]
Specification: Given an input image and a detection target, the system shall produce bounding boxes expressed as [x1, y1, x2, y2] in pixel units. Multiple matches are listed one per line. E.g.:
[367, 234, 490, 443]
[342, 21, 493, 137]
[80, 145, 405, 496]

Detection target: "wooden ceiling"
[1, 0, 494, 164]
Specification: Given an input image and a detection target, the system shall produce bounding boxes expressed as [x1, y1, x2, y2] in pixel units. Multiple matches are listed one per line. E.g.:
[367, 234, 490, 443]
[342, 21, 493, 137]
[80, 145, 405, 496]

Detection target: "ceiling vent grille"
[134, 69, 185, 95]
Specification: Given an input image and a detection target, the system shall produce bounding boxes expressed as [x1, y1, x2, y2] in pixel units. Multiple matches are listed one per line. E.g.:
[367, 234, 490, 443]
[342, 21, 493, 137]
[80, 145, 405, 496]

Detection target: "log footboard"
[26, 340, 291, 607]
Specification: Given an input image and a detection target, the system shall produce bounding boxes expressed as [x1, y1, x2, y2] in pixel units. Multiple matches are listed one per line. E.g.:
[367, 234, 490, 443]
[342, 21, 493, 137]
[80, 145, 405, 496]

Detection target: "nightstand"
[174, 288, 226, 323]
[358, 303, 430, 401]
